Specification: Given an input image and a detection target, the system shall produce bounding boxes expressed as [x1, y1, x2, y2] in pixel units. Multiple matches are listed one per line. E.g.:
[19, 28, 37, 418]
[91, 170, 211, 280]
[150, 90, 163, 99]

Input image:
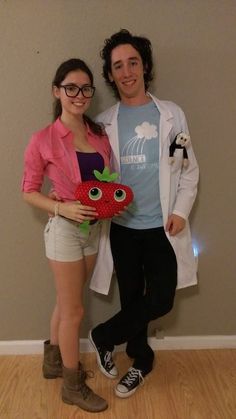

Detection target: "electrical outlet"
[155, 327, 165, 339]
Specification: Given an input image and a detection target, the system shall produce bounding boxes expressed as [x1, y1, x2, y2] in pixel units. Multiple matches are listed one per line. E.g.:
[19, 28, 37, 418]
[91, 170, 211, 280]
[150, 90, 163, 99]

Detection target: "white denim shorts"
[44, 216, 101, 262]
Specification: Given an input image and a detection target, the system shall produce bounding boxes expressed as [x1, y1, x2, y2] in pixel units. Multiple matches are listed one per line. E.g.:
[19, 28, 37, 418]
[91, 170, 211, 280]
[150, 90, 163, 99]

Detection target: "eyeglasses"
[60, 84, 95, 98]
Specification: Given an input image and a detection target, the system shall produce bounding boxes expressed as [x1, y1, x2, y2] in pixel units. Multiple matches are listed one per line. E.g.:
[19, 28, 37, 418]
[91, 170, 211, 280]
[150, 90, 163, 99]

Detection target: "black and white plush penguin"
[169, 132, 190, 167]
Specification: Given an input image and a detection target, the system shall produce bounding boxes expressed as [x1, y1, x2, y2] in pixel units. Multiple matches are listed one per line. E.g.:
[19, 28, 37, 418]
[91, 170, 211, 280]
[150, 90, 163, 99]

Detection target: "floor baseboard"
[0, 335, 235, 355]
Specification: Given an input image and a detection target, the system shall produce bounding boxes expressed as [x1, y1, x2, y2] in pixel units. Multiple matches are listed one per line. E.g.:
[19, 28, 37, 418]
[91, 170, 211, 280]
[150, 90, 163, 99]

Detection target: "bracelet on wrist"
[54, 202, 60, 216]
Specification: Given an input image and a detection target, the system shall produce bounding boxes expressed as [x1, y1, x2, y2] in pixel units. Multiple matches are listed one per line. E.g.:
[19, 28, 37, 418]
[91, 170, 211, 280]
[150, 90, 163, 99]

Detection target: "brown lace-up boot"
[42, 340, 87, 380]
[62, 365, 108, 412]
[42, 340, 62, 379]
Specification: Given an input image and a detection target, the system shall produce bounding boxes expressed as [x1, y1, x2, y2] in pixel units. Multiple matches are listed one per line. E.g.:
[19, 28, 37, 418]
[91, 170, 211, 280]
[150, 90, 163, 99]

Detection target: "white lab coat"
[89, 94, 199, 294]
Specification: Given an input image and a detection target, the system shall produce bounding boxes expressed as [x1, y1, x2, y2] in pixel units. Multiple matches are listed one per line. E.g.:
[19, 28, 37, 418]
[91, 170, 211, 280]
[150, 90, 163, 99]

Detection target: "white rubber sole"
[115, 386, 138, 398]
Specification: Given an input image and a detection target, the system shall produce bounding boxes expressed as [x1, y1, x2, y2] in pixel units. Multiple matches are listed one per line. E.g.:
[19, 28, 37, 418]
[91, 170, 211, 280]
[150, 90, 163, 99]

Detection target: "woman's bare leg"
[50, 302, 60, 345]
[84, 253, 98, 281]
[48, 252, 98, 367]
[49, 259, 86, 369]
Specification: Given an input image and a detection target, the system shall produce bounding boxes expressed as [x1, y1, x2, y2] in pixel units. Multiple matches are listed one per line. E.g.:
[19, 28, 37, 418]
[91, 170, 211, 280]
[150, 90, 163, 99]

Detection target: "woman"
[22, 59, 110, 412]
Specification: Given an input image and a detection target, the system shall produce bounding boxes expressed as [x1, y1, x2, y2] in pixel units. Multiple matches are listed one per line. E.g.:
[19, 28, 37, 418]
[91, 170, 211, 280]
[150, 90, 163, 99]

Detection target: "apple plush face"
[75, 168, 134, 219]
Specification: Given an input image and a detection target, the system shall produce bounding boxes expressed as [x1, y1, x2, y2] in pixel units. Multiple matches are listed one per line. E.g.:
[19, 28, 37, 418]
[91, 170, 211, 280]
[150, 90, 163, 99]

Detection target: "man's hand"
[114, 205, 129, 217]
[165, 214, 186, 236]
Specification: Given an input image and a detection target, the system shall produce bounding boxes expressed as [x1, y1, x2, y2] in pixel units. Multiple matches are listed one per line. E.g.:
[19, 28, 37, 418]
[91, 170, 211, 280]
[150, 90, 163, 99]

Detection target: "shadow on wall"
[81, 273, 120, 337]
[149, 285, 200, 336]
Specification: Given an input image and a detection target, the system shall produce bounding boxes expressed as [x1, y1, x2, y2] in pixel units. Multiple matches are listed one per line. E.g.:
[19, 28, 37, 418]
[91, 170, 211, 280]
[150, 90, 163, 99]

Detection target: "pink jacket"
[22, 118, 111, 201]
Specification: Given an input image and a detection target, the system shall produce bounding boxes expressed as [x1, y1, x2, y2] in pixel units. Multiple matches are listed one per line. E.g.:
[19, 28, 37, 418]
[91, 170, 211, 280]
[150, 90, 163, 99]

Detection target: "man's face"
[109, 44, 147, 105]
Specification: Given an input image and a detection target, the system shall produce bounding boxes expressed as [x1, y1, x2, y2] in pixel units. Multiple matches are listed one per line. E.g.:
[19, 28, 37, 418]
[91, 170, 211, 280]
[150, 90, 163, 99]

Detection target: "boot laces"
[78, 367, 95, 399]
[79, 362, 94, 380]
[84, 369, 94, 379]
[79, 381, 92, 399]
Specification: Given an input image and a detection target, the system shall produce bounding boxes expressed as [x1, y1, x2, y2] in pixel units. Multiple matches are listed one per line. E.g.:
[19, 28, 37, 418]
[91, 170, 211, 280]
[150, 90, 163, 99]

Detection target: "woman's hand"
[58, 201, 98, 223]
[48, 190, 61, 217]
[165, 214, 186, 236]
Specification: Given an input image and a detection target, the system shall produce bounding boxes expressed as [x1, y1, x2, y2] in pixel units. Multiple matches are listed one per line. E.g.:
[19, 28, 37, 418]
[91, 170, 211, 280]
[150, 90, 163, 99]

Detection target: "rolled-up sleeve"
[21, 134, 46, 192]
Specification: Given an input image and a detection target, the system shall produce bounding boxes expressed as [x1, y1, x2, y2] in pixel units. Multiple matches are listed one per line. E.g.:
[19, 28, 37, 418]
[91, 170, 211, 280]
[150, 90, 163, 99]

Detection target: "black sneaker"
[115, 367, 144, 398]
[89, 329, 118, 379]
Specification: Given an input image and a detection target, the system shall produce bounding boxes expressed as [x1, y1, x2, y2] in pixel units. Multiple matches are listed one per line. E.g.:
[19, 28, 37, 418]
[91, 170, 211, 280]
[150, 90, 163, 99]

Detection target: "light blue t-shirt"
[113, 100, 163, 229]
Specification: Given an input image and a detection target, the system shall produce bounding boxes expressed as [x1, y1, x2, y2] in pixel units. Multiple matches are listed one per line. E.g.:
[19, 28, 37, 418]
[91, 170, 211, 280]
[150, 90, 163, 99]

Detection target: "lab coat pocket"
[170, 149, 184, 172]
[168, 225, 196, 289]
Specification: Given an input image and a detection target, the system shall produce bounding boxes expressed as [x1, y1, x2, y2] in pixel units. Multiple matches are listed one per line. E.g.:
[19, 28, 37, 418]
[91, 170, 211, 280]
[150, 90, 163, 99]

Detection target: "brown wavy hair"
[52, 58, 103, 136]
[101, 29, 154, 99]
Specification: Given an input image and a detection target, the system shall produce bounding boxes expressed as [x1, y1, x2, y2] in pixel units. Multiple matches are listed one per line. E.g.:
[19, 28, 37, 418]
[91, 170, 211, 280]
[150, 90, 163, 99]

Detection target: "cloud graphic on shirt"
[121, 121, 158, 158]
[135, 122, 158, 140]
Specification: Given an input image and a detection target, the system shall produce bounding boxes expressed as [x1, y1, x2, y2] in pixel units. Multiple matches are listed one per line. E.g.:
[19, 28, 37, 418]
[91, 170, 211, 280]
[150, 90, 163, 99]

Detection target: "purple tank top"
[76, 151, 104, 181]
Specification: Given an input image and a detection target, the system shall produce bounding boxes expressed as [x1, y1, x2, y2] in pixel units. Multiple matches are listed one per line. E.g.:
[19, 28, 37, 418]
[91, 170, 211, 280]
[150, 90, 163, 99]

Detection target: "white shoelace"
[121, 367, 144, 386]
[104, 351, 114, 369]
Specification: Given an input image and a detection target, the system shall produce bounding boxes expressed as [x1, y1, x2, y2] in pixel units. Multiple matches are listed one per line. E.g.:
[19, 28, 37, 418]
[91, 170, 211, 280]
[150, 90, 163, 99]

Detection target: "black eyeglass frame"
[59, 84, 96, 98]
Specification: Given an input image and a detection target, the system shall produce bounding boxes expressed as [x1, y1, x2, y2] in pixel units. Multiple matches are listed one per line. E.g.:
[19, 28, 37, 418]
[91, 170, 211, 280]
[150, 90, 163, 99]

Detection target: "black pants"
[95, 223, 177, 374]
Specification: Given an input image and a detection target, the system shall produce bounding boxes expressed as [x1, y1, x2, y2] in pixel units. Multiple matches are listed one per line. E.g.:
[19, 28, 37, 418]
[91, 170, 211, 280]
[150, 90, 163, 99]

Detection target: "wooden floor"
[0, 349, 236, 419]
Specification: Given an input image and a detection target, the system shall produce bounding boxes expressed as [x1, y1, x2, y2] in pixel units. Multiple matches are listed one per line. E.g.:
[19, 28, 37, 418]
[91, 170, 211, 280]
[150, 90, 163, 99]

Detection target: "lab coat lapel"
[148, 93, 173, 156]
[102, 95, 173, 177]
[103, 103, 121, 176]
[147, 94, 173, 223]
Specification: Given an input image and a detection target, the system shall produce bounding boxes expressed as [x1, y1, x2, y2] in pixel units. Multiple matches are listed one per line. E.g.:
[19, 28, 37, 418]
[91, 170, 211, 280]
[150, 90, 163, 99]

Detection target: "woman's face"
[53, 70, 93, 118]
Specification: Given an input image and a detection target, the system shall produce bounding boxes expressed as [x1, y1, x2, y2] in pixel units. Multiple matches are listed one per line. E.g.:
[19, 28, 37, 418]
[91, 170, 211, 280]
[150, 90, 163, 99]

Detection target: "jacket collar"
[54, 117, 71, 138]
[102, 93, 174, 162]
[103, 93, 174, 123]
[147, 93, 173, 121]
[54, 117, 93, 138]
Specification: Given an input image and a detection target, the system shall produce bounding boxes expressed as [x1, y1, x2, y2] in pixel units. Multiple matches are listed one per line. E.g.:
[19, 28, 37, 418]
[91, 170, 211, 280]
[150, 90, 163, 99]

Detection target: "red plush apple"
[75, 167, 134, 219]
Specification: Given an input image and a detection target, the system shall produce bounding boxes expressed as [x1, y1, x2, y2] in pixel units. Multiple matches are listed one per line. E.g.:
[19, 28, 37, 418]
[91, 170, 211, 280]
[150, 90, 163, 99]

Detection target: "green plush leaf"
[79, 220, 90, 234]
[94, 170, 103, 181]
[103, 167, 109, 177]
[109, 172, 118, 181]
[93, 167, 119, 182]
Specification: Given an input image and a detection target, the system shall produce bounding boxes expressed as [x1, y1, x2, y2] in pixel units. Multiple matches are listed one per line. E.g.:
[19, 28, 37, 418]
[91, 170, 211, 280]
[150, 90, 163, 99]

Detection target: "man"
[89, 29, 199, 398]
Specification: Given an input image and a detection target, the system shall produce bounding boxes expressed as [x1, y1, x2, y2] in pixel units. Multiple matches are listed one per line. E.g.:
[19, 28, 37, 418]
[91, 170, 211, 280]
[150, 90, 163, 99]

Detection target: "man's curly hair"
[100, 29, 154, 99]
